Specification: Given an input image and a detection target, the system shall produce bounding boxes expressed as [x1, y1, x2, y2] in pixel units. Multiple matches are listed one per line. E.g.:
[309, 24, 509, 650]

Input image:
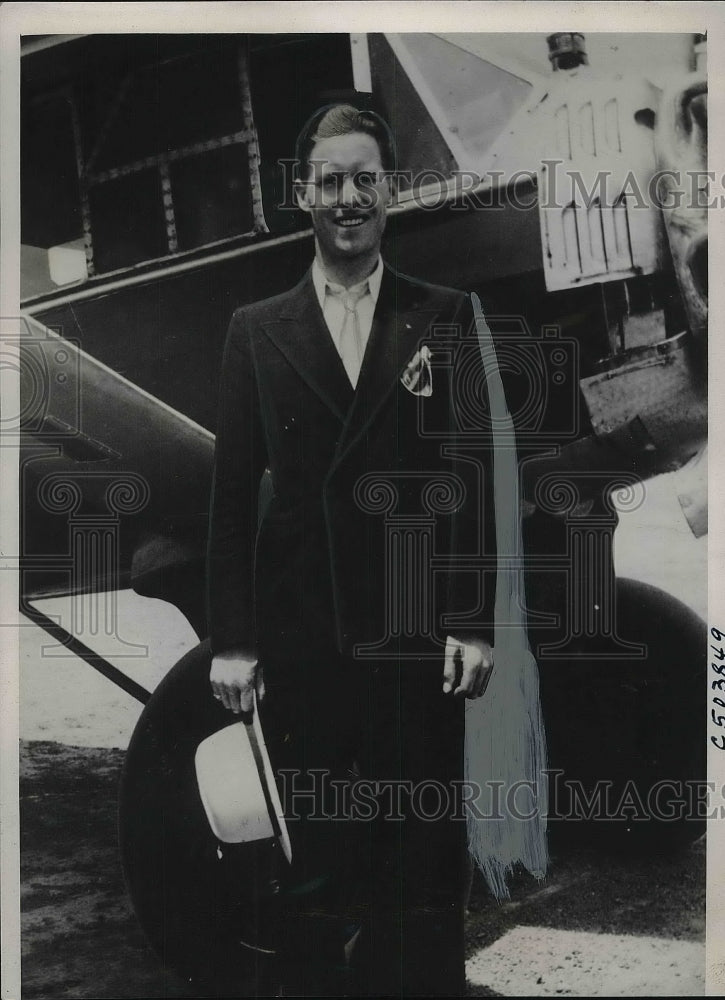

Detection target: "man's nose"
[340, 174, 362, 206]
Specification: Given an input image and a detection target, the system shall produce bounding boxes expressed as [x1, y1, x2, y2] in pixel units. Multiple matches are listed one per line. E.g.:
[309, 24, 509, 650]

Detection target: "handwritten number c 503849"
[707, 631, 725, 747]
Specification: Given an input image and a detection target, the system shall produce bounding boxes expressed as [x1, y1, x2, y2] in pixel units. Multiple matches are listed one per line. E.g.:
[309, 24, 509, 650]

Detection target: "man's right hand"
[210, 650, 262, 715]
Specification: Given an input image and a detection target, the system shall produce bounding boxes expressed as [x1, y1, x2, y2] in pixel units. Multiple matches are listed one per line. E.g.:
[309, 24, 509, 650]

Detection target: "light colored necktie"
[326, 280, 369, 388]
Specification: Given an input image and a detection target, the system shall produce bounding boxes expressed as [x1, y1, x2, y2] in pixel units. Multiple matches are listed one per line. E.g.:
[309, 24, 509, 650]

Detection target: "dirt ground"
[19, 739, 705, 999]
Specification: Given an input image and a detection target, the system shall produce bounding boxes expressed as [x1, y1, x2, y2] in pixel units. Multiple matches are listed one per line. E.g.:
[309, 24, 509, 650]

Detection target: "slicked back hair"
[295, 103, 396, 182]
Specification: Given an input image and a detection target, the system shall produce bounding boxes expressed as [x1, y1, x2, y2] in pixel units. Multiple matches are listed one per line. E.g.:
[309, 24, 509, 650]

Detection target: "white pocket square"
[401, 345, 433, 397]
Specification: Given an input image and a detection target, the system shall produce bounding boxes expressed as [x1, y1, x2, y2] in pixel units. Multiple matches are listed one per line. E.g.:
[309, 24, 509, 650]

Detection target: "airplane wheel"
[119, 639, 282, 995]
[538, 578, 706, 852]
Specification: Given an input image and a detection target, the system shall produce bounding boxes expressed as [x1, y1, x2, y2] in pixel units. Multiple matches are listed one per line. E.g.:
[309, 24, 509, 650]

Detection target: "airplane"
[17, 30, 708, 991]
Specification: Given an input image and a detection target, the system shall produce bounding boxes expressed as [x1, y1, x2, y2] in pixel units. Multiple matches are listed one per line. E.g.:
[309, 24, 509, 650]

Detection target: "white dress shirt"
[311, 256, 384, 386]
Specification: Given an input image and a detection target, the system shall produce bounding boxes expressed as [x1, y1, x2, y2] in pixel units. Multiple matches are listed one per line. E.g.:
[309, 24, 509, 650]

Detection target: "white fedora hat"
[195, 692, 292, 864]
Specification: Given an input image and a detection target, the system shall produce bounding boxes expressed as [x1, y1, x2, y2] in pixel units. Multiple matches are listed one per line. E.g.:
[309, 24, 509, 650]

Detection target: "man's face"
[295, 132, 391, 263]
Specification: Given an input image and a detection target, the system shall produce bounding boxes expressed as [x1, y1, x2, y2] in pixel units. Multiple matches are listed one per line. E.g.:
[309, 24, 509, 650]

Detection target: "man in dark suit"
[207, 104, 496, 997]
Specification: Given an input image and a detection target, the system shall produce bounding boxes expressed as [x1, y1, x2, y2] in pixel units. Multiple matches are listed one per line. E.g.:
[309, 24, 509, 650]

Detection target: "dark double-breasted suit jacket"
[207, 263, 496, 668]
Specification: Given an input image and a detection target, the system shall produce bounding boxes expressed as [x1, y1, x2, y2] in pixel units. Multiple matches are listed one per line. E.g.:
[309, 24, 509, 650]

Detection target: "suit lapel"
[333, 265, 439, 465]
[260, 271, 354, 422]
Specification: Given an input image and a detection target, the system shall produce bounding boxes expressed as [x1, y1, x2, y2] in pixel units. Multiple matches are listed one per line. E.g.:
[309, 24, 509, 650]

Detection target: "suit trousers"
[258, 642, 467, 997]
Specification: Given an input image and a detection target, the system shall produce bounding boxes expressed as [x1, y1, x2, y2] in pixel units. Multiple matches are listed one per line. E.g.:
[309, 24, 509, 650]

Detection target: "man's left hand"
[443, 635, 494, 698]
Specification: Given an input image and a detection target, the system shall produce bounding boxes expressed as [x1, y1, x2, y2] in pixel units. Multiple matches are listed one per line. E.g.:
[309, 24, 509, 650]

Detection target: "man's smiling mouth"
[335, 214, 368, 228]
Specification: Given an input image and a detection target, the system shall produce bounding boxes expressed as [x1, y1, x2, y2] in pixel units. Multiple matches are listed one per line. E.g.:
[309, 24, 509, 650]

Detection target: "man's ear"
[294, 180, 312, 214]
